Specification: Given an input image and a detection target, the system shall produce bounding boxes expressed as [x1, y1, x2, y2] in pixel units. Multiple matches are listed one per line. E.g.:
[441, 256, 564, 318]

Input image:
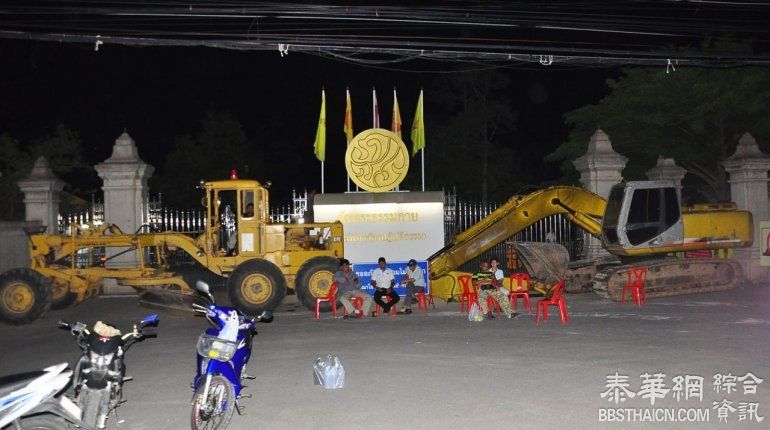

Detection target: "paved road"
[1, 285, 769, 430]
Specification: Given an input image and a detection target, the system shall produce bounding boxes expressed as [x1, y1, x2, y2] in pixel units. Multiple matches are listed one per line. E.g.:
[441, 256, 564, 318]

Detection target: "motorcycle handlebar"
[122, 330, 156, 350]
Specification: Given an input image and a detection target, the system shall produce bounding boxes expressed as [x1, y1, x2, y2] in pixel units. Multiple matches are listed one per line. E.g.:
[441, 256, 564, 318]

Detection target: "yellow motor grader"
[0, 177, 344, 325]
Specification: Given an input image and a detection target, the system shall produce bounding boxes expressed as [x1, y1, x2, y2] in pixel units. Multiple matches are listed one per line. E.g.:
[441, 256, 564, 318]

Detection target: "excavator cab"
[602, 181, 684, 253]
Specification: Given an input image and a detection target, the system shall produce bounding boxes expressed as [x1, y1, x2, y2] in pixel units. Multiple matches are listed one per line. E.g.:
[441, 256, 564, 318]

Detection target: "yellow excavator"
[428, 180, 753, 301]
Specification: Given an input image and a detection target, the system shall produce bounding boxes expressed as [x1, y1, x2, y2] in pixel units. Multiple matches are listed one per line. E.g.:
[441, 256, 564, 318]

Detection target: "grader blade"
[137, 289, 207, 317]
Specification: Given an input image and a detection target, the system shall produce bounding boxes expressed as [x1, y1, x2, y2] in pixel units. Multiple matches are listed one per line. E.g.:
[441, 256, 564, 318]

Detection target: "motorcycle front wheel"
[18, 415, 68, 430]
[191, 375, 236, 430]
[79, 387, 109, 429]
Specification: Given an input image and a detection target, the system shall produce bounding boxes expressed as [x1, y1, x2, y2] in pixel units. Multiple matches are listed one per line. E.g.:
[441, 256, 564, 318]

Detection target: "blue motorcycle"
[190, 281, 272, 430]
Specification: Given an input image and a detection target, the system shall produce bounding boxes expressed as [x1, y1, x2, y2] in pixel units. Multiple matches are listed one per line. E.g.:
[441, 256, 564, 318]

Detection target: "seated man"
[490, 257, 507, 295]
[243, 203, 255, 218]
[371, 256, 399, 316]
[399, 259, 425, 314]
[333, 259, 372, 318]
[473, 260, 516, 319]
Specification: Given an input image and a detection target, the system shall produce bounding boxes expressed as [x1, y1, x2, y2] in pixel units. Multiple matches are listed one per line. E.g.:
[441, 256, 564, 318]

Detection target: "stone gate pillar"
[95, 132, 154, 294]
[646, 156, 687, 191]
[17, 157, 64, 234]
[722, 132, 770, 283]
[573, 129, 628, 259]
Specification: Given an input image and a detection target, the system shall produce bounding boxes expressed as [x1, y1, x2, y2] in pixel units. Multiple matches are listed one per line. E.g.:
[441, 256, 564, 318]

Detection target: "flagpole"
[314, 87, 327, 195]
[421, 148, 425, 192]
[345, 87, 351, 192]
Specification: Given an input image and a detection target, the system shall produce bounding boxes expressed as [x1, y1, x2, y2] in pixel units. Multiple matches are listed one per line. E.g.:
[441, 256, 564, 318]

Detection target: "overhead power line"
[1, 2, 769, 68]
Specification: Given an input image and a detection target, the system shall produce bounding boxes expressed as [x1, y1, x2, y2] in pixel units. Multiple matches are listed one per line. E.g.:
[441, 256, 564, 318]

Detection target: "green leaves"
[550, 66, 770, 201]
[420, 71, 519, 202]
[0, 125, 94, 220]
[158, 111, 260, 207]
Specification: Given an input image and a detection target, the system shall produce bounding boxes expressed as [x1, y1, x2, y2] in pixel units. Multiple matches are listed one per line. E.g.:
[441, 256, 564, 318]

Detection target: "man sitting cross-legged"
[473, 260, 517, 319]
[333, 259, 372, 319]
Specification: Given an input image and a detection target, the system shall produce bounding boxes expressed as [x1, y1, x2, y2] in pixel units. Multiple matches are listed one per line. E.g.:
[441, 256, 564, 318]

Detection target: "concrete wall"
[0, 221, 41, 273]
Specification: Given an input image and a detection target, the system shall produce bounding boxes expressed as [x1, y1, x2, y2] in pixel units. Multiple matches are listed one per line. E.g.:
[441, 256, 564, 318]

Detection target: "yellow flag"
[344, 88, 354, 143]
[391, 88, 402, 138]
[313, 90, 326, 162]
[410, 89, 425, 156]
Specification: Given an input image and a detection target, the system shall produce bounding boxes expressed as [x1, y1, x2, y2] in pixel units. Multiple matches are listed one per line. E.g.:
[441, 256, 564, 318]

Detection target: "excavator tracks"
[592, 258, 744, 301]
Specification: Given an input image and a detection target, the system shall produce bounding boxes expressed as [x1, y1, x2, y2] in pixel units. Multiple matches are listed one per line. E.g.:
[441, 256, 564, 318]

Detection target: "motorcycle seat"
[0, 370, 45, 400]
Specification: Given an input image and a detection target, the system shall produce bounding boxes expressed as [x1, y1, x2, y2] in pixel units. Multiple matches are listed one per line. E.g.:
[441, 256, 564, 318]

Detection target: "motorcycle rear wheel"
[191, 375, 236, 430]
[18, 415, 68, 430]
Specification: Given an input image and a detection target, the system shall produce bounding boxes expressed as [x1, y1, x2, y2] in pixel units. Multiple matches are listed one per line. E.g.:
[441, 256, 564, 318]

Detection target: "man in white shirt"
[399, 259, 425, 314]
[490, 257, 507, 295]
[370, 256, 399, 316]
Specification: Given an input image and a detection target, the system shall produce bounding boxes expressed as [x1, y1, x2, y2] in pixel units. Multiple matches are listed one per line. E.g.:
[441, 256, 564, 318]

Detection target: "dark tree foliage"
[402, 71, 518, 202]
[548, 67, 770, 202]
[0, 124, 95, 220]
[157, 111, 264, 207]
[0, 133, 30, 220]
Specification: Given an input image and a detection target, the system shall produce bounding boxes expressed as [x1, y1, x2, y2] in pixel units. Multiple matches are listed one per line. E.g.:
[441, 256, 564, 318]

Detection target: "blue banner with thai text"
[353, 260, 430, 297]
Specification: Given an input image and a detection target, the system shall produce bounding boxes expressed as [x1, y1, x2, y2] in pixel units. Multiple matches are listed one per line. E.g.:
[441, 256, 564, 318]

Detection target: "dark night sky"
[4, 2, 769, 203]
[0, 39, 614, 201]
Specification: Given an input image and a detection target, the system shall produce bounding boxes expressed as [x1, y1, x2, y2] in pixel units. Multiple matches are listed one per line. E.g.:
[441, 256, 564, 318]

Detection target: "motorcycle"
[191, 281, 272, 430]
[0, 363, 94, 430]
[58, 314, 159, 429]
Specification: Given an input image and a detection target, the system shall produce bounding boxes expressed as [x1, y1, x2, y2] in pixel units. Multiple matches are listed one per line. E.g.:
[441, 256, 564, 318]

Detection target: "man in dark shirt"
[473, 260, 516, 319]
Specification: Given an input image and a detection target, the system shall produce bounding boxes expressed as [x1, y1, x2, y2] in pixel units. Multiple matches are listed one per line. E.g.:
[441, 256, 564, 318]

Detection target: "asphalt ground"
[1, 284, 769, 430]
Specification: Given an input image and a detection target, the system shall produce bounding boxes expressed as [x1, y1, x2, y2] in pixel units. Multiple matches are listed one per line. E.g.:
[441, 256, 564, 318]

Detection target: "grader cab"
[0, 177, 344, 325]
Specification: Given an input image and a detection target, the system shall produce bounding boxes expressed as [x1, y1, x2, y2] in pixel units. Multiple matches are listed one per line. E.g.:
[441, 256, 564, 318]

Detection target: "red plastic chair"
[314, 282, 339, 319]
[457, 274, 478, 313]
[342, 296, 364, 317]
[509, 273, 532, 313]
[535, 280, 568, 325]
[374, 295, 398, 316]
[621, 267, 647, 307]
[416, 290, 435, 311]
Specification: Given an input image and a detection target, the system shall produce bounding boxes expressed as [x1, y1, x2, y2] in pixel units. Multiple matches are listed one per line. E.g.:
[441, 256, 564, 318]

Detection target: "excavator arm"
[428, 186, 606, 279]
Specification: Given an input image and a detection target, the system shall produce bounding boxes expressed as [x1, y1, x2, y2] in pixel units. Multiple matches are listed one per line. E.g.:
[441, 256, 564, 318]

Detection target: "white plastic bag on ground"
[468, 302, 484, 322]
[313, 354, 345, 389]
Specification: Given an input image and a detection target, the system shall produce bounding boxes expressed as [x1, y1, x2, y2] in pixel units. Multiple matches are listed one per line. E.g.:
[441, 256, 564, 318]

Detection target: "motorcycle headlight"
[89, 351, 114, 367]
[196, 334, 237, 362]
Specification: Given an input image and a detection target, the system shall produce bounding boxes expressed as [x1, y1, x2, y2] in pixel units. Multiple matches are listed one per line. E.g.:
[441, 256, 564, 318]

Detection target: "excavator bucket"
[137, 289, 208, 317]
[510, 242, 570, 294]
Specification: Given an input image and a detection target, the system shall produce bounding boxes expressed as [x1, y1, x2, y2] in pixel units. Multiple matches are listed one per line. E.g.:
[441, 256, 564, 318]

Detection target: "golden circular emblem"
[345, 128, 409, 193]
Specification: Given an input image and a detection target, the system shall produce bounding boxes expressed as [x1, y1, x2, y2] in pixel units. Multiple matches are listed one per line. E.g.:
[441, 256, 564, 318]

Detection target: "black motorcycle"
[58, 314, 158, 429]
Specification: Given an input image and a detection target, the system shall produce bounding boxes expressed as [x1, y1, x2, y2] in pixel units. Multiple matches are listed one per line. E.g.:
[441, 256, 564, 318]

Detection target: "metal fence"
[146, 195, 206, 235]
[57, 197, 104, 235]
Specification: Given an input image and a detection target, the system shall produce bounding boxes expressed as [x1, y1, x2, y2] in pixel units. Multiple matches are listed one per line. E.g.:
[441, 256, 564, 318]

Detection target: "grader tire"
[295, 256, 339, 312]
[227, 259, 286, 316]
[0, 268, 53, 325]
[50, 281, 77, 310]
